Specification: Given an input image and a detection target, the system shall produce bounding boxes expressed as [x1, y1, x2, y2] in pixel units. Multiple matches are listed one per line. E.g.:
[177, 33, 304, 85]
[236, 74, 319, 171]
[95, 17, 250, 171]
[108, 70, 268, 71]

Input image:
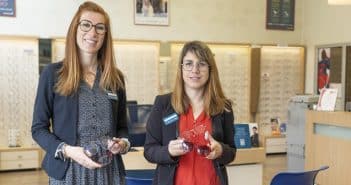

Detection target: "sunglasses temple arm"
[175, 121, 179, 138]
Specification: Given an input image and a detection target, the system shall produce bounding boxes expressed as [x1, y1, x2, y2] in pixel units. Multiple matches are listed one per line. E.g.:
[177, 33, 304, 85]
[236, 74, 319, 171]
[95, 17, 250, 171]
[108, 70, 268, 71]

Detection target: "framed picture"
[316, 46, 342, 95]
[0, 0, 16, 17]
[266, 0, 294, 30]
[134, 0, 169, 26]
[317, 48, 331, 94]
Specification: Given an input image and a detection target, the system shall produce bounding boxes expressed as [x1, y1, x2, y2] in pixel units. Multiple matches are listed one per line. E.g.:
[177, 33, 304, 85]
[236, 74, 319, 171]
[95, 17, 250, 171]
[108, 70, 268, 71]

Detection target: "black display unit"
[38, 38, 52, 74]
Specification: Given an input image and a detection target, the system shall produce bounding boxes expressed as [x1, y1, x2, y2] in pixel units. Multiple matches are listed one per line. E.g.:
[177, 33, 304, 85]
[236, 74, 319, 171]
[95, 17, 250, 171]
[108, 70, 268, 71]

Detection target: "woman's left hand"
[205, 131, 223, 160]
[108, 137, 128, 154]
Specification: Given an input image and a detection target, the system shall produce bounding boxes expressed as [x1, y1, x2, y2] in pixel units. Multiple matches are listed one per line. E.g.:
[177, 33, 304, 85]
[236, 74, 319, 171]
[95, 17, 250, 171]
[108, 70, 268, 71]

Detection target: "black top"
[31, 62, 128, 180]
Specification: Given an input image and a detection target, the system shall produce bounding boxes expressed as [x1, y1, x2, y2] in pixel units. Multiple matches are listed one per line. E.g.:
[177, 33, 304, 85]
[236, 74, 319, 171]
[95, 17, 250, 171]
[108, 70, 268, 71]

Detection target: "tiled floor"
[0, 154, 287, 185]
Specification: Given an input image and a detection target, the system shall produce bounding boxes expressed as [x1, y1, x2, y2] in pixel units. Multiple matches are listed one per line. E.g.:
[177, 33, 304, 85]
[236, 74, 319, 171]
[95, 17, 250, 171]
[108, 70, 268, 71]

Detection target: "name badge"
[107, 91, 118, 100]
[163, 113, 179, 126]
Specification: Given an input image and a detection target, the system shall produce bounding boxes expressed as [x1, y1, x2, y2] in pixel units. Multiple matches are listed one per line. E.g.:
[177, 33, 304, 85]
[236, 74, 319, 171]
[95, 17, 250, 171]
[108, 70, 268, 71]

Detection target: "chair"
[127, 101, 138, 124]
[126, 169, 154, 185]
[270, 166, 329, 185]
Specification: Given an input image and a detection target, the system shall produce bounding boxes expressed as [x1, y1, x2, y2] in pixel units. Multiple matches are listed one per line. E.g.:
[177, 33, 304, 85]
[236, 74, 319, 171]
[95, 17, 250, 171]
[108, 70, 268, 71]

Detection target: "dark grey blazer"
[144, 93, 236, 185]
[31, 62, 128, 180]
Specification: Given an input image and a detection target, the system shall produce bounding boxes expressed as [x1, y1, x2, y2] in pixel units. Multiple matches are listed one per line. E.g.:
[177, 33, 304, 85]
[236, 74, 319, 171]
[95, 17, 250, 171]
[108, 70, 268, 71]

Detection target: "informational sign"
[0, 0, 16, 17]
[234, 124, 252, 149]
[317, 88, 338, 111]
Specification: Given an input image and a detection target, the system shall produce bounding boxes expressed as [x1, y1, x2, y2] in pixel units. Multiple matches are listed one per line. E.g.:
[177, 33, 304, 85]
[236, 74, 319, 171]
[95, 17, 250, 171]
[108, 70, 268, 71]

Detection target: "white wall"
[6, 0, 340, 92]
[0, 0, 303, 44]
[302, 0, 351, 93]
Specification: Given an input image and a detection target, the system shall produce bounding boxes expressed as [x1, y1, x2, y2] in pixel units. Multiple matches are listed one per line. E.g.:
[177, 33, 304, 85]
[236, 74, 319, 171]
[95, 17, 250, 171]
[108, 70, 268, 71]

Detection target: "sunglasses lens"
[98, 154, 112, 166]
[182, 141, 194, 151]
[84, 144, 98, 157]
[196, 145, 210, 156]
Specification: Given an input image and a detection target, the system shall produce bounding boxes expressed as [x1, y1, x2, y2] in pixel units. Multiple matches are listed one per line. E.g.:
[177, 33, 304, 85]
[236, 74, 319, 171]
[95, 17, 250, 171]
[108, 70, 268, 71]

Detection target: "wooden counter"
[0, 147, 42, 171]
[305, 111, 351, 185]
[229, 147, 265, 165]
[123, 147, 265, 185]
[259, 135, 287, 154]
[122, 147, 155, 170]
[123, 147, 265, 169]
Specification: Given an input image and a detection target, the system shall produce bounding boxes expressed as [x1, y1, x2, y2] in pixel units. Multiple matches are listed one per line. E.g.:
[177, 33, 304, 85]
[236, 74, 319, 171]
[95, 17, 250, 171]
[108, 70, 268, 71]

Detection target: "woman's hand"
[108, 137, 128, 154]
[64, 145, 102, 169]
[168, 138, 188, 157]
[205, 131, 223, 160]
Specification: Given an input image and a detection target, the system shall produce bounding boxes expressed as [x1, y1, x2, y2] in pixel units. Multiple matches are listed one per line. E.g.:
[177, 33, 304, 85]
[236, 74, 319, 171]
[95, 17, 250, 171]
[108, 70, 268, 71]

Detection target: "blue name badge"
[107, 91, 118, 100]
[163, 113, 179, 126]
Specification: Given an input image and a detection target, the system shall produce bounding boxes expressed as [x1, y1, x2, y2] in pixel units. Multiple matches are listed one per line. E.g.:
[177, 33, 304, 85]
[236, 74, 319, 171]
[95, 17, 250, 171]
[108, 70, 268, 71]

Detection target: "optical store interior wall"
[1, 0, 351, 147]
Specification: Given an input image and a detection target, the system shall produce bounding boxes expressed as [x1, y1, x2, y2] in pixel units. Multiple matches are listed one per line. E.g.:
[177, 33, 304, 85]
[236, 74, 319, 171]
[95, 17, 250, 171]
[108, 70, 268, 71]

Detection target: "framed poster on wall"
[134, 0, 169, 26]
[266, 0, 294, 30]
[0, 0, 15, 17]
[317, 48, 331, 94]
[316, 47, 342, 95]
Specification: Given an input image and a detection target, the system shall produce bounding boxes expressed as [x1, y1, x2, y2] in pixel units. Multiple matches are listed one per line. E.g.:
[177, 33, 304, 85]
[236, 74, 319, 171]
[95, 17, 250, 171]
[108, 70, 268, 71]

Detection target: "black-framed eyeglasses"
[181, 61, 210, 71]
[79, 20, 107, 35]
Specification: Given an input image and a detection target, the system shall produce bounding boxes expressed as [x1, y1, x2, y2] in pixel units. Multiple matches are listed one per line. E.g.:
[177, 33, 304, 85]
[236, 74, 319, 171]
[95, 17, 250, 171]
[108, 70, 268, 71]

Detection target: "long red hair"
[55, 1, 124, 96]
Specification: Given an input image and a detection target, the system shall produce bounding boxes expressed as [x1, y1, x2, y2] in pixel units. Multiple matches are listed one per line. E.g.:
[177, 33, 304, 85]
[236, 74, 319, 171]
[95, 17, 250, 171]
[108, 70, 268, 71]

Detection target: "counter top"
[123, 147, 266, 169]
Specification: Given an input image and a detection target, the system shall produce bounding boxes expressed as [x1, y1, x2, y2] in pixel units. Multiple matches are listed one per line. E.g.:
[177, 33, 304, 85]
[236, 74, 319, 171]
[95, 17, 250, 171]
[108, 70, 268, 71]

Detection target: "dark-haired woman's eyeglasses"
[182, 61, 210, 72]
[79, 20, 107, 35]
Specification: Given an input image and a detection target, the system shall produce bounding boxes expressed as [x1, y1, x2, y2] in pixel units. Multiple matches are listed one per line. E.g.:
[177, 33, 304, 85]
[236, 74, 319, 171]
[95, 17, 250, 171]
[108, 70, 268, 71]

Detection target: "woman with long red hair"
[32, 2, 129, 184]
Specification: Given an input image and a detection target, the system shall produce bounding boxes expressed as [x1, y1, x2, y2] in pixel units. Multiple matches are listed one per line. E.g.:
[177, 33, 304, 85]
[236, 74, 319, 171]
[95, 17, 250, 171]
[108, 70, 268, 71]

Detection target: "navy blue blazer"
[144, 93, 236, 185]
[31, 62, 128, 180]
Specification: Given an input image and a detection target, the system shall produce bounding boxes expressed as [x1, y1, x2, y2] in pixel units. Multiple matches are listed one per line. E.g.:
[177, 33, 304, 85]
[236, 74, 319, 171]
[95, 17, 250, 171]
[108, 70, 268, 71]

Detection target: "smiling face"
[182, 51, 210, 92]
[76, 11, 106, 56]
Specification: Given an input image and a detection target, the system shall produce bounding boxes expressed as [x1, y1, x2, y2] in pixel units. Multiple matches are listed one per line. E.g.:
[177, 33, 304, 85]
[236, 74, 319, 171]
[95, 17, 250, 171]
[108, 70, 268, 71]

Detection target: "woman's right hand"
[168, 138, 188, 157]
[64, 145, 102, 169]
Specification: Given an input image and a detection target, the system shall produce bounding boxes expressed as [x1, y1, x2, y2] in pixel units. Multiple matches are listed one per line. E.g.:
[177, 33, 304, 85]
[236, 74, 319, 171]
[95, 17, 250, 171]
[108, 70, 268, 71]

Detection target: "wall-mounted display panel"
[0, 36, 39, 147]
[113, 40, 160, 104]
[52, 39, 160, 104]
[257, 46, 305, 135]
